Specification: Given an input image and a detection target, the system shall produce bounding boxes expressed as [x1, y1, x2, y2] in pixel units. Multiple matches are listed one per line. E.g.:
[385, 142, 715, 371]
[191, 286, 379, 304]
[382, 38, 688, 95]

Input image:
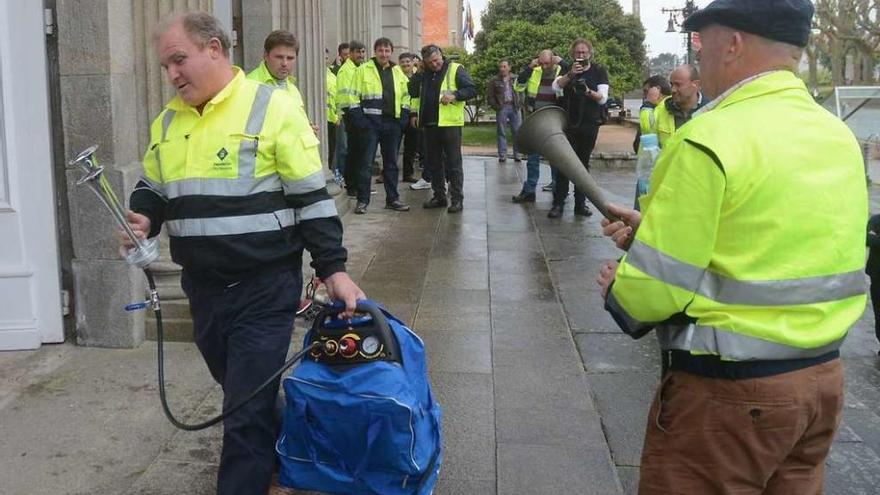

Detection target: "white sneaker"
[410, 178, 432, 190]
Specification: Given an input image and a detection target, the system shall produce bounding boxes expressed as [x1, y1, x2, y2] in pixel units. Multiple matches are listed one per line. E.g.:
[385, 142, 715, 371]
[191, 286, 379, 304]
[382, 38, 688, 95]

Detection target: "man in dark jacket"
[549, 38, 609, 218]
[486, 59, 522, 163]
[408, 45, 477, 213]
[868, 214, 880, 353]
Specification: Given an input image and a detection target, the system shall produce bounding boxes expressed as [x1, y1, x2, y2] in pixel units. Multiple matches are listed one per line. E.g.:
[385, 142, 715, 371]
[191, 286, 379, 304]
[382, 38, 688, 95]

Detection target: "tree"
[470, 13, 642, 101]
[648, 53, 680, 78]
[476, 0, 646, 77]
[814, 0, 880, 85]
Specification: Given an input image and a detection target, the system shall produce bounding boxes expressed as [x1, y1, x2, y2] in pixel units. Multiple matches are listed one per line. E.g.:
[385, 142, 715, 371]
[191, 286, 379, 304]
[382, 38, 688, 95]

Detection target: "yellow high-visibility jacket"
[607, 71, 867, 361]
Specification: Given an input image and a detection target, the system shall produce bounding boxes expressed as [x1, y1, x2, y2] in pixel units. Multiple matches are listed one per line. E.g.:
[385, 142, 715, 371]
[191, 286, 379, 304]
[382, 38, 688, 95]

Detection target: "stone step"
[150, 299, 192, 320]
[146, 316, 194, 342]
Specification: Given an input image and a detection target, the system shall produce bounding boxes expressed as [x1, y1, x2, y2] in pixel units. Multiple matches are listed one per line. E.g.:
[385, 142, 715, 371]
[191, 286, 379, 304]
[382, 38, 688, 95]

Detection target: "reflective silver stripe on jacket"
[154, 109, 177, 183]
[626, 240, 866, 306]
[164, 175, 282, 199]
[282, 171, 326, 195]
[238, 84, 274, 178]
[166, 208, 296, 237]
[360, 92, 383, 100]
[656, 323, 845, 361]
[363, 108, 383, 115]
[296, 199, 338, 222]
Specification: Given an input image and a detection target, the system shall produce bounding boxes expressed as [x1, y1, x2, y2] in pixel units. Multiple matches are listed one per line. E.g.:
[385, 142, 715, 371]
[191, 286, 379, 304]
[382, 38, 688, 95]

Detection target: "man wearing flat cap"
[597, 1, 867, 492]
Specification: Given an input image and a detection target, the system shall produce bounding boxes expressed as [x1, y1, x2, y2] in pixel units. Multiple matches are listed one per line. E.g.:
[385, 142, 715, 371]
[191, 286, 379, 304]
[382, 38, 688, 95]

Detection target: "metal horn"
[70, 145, 159, 269]
[516, 106, 618, 221]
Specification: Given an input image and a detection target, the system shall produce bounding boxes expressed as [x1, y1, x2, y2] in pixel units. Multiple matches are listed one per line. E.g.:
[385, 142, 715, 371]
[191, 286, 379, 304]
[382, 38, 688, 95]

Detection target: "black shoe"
[385, 200, 411, 212]
[513, 155, 522, 163]
[547, 205, 563, 218]
[498, 157, 506, 164]
[354, 202, 368, 214]
[402, 175, 417, 183]
[574, 204, 593, 217]
[423, 197, 448, 209]
[447, 201, 463, 213]
[512, 191, 536, 203]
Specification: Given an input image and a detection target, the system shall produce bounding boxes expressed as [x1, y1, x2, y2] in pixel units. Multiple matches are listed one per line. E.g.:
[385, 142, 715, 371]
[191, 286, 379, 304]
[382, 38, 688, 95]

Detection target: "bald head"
[670, 64, 701, 111]
[538, 49, 556, 71]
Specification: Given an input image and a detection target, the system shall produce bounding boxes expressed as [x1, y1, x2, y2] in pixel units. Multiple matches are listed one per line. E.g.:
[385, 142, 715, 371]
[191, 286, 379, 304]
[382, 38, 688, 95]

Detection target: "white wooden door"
[0, 1, 63, 350]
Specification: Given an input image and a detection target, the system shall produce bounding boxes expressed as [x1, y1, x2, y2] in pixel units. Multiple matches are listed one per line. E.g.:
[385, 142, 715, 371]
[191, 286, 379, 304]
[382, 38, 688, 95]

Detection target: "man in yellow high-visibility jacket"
[598, 0, 866, 492]
[336, 40, 367, 197]
[408, 44, 476, 212]
[246, 30, 305, 111]
[348, 37, 412, 214]
[121, 13, 364, 495]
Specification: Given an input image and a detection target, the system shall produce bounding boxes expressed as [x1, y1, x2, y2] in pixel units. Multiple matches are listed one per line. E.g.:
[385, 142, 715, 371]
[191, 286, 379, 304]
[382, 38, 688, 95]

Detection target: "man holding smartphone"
[550, 38, 609, 218]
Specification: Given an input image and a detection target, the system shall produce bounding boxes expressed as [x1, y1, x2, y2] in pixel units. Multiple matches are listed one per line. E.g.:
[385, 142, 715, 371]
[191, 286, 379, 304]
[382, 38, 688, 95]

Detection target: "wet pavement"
[2, 151, 880, 494]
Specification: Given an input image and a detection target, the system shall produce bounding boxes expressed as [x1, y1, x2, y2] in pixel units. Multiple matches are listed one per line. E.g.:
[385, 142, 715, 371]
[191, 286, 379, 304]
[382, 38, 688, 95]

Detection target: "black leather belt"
[664, 349, 840, 380]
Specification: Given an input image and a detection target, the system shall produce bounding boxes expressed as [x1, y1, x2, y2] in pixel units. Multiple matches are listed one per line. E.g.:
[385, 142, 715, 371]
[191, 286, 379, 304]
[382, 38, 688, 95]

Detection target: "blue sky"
[466, 0, 706, 59]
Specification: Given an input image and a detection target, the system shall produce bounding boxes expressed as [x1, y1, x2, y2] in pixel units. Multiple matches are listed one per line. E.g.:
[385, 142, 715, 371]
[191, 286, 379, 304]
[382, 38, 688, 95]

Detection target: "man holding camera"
[549, 38, 609, 218]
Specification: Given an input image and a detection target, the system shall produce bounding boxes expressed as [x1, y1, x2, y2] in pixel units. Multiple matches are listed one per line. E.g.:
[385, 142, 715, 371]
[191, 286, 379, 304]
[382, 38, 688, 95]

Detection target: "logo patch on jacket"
[214, 147, 233, 169]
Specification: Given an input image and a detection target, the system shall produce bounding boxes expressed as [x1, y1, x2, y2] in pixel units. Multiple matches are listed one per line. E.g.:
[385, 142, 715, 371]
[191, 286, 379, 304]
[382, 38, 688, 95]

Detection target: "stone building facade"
[0, 0, 422, 351]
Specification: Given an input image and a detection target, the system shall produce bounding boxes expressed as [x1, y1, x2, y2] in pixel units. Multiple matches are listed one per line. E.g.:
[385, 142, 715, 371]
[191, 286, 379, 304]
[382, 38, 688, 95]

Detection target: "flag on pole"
[462, 2, 475, 41]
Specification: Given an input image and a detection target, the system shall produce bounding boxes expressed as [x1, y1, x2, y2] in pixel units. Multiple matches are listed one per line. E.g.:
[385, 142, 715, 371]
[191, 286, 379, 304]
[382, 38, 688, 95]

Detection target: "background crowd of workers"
[117, 0, 880, 493]
[330, 39, 475, 214]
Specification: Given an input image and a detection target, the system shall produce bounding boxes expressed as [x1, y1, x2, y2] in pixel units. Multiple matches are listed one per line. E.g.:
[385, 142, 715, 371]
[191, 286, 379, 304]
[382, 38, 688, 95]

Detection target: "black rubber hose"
[145, 269, 317, 431]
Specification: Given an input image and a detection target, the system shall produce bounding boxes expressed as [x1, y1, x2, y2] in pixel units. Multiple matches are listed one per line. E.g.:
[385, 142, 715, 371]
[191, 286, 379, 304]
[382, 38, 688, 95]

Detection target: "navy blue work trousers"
[182, 268, 301, 495]
[358, 116, 403, 204]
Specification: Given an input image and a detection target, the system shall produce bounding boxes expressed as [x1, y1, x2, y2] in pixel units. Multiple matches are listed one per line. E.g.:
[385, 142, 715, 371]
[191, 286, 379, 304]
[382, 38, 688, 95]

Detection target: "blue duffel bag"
[276, 300, 443, 494]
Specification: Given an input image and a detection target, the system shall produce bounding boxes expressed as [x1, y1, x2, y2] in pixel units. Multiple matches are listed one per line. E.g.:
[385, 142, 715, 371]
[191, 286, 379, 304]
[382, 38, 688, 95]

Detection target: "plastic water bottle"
[635, 134, 660, 207]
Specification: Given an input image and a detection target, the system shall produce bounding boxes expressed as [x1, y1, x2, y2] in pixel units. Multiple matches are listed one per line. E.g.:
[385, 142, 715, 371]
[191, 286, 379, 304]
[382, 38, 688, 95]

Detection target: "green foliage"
[470, 13, 642, 99]
[476, 0, 646, 78]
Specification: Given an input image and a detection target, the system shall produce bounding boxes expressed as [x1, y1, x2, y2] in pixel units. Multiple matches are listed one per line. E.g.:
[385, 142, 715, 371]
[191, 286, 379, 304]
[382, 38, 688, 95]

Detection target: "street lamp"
[662, 1, 699, 65]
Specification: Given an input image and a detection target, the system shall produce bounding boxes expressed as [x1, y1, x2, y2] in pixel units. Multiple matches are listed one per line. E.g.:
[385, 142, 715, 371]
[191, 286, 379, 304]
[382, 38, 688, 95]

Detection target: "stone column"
[323, 0, 342, 52]
[409, 0, 423, 52]
[341, 0, 382, 48]
[240, 0, 276, 73]
[280, 0, 328, 163]
[382, 0, 410, 52]
[60, 0, 209, 347]
[59, 0, 144, 348]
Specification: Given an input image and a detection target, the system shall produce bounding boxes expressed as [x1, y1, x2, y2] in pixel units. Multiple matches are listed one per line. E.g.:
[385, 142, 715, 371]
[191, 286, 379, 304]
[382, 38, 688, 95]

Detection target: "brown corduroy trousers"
[639, 359, 844, 495]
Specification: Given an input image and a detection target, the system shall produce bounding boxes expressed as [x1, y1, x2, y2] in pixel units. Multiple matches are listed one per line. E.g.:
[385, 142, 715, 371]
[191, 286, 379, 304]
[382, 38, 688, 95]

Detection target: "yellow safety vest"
[514, 65, 561, 109]
[438, 62, 465, 127]
[609, 71, 867, 361]
[651, 97, 677, 148]
[246, 61, 305, 112]
[336, 58, 358, 114]
[140, 69, 332, 254]
[351, 58, 411, 119]
[326, 67, 338, 124]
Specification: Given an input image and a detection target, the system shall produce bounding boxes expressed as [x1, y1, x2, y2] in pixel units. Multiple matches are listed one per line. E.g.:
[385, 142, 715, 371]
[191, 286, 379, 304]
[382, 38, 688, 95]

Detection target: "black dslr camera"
[572, 59, 589, 94]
